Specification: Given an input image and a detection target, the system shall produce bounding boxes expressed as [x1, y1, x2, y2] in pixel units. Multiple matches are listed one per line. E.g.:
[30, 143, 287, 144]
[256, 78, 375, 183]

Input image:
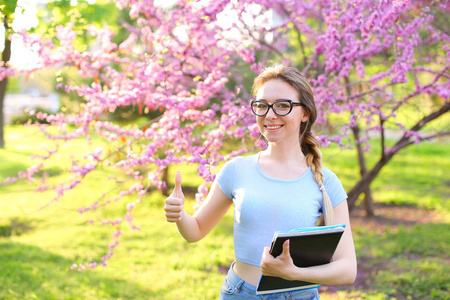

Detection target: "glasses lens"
[252, 101, 268, 116]
[273, 101, 292, 116]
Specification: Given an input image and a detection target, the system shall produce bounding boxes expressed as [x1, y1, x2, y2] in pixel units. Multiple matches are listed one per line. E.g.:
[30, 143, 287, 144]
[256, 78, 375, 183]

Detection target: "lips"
[265, 125, 283, 130]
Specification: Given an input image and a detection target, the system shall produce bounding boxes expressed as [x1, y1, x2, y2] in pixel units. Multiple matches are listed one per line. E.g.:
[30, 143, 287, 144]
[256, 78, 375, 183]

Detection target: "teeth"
[267, 125, 281, 129]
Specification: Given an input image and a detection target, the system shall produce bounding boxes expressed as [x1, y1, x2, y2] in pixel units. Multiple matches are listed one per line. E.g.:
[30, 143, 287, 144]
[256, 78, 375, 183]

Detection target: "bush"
[10, 107, 53, 125]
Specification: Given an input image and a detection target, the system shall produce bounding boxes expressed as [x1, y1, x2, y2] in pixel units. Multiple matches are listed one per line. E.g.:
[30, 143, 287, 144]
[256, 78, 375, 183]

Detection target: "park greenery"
[0, 0, 449, 298]
[0, 125, 448, 299]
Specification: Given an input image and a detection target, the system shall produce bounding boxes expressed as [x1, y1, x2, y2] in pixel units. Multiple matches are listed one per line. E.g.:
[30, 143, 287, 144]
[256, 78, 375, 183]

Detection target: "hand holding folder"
[257, 224, 346, 295]
[260, 239, 295, 280]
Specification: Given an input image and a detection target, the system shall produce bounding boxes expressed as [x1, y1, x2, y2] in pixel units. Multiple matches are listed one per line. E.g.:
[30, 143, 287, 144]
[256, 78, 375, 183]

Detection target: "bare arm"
[164, 172, 232, 243]
[260, 200, 357, 285]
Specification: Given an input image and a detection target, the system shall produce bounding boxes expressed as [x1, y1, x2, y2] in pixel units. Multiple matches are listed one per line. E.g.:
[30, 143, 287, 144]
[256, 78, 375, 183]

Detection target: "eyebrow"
[254, 98, 294, 102]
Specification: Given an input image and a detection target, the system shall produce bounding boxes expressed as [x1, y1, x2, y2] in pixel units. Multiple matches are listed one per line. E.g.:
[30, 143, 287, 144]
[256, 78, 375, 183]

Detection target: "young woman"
[164, 64, 357, 299]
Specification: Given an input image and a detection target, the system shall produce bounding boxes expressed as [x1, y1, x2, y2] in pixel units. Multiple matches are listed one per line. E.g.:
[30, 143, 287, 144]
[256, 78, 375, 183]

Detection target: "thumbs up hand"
[164, 172, 185, 222]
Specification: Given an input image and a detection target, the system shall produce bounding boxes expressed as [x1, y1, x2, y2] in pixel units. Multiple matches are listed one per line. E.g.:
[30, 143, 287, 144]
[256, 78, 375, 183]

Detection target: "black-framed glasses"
[251, 99, 304, 116]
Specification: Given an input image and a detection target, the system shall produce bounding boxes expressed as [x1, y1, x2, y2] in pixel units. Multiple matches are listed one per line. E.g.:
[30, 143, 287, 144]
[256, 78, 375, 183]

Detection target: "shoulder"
[322, 166, 347, 205]
[225, 154, 257, 167]
[217, 154, 257, 174]
[215, 154, 257, 197]
[322, 167, 344, 188]
[322, 166, 338, 180]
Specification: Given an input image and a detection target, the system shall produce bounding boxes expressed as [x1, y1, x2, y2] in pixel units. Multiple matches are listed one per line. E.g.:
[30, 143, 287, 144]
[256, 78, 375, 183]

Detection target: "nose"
[265, 106, 278, 118]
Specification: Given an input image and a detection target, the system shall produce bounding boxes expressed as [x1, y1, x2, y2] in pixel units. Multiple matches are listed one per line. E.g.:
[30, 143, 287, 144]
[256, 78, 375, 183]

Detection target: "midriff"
[233, 260, 262, 287]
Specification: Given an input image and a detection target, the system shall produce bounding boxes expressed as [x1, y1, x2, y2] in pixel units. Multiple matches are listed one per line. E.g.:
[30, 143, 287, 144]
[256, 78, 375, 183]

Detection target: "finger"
[173, 171, 183, 199]
[165, 211, 182, 219]
[164, 204, 182, 213]
[165, 209, 182, 220]
[260, 248, 271, 274]
[166, 216, 182, 222]
[261, 247, 271, 261]
[165, 196, 183, 206]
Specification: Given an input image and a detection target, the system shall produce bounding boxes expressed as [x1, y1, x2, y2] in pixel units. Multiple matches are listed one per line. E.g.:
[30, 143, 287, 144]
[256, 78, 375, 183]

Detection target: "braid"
[302, 132, 334, 225]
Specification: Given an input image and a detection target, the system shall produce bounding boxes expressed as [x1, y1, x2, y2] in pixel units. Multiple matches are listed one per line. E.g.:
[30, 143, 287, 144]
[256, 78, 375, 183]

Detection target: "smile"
[266, 125, 282, 129]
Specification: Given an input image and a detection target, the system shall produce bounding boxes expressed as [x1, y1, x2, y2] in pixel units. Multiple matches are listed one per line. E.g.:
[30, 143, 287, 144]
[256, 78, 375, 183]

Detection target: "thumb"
[173, 171, 184, 199]
[282, 239, 290, 256]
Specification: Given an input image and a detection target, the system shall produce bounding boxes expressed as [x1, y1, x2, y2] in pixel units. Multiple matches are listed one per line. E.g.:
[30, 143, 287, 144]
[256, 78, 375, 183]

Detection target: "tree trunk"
[347, 151, 394, 211]
[344, 77, 374, 216]
[0, 14, 12, 149]
[350, 125, 374, 216]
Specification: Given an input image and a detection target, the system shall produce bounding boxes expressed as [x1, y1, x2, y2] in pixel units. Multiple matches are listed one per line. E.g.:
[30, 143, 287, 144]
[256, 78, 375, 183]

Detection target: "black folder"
[256, 224, 345, 295]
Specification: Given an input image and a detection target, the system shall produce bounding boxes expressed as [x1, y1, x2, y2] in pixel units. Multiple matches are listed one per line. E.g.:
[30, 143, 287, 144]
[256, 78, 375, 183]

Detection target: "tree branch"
[409, 102, 450, 132]
[244, 26, 284, 57]
[293, 24, 307, 67]
[280, 7, 308, 67]
[397, 131, 450, 149]
[100, 114, 164, 161]
[230, 1, 284, 58]
[388, 66, 449, 119]
[347, 101, 450, 209]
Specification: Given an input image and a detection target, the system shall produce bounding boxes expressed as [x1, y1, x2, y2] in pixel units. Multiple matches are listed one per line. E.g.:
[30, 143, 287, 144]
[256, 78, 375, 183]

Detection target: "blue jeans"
[219, 262, 320, 300]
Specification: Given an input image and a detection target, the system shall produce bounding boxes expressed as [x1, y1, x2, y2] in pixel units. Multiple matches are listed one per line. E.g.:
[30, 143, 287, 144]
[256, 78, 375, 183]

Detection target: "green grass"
[347, 223, 449, 299]
[1, 125, 449, 299]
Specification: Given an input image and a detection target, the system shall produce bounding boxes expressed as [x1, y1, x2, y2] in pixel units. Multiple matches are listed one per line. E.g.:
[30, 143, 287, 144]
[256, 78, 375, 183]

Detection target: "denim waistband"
[224, 261, 320, 299]
[226, 261, 258, 294]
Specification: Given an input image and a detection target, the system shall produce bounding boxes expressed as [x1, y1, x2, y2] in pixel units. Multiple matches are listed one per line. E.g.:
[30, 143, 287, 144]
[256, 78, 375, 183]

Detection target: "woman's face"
[255, 79, 308, 145]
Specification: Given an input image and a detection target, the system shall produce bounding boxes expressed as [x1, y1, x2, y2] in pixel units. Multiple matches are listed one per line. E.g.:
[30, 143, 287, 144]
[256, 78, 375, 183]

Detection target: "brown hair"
[252, 63, 334, 225]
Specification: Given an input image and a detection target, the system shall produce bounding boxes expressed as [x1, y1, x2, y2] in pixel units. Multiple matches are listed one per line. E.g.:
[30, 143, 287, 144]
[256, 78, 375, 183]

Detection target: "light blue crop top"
[215, 153, 347, 267]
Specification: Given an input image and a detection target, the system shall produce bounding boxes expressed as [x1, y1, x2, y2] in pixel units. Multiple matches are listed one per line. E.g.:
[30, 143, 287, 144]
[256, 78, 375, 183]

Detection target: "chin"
[264, 137, 283, 144]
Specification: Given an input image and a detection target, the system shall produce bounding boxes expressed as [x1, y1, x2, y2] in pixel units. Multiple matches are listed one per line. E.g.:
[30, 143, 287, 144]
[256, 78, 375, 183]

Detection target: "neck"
[264, 140, 305, 163]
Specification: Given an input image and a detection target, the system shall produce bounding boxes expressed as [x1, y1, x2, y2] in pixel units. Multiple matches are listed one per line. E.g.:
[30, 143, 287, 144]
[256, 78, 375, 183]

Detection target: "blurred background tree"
[0, 0, 17, 148]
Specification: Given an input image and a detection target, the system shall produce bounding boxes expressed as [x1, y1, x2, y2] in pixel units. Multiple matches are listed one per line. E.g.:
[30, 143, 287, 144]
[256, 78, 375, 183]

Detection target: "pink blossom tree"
[2, 0, 448, 269]
[271, 0, 450, 214]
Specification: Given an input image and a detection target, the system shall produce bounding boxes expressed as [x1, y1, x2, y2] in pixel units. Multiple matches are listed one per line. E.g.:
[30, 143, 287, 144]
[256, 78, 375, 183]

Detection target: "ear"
[302, 111, 310, 123]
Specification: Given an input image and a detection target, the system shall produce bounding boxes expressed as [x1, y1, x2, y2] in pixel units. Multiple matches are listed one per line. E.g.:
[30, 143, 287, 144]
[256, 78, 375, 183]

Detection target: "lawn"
[0, 125, 449, 299]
